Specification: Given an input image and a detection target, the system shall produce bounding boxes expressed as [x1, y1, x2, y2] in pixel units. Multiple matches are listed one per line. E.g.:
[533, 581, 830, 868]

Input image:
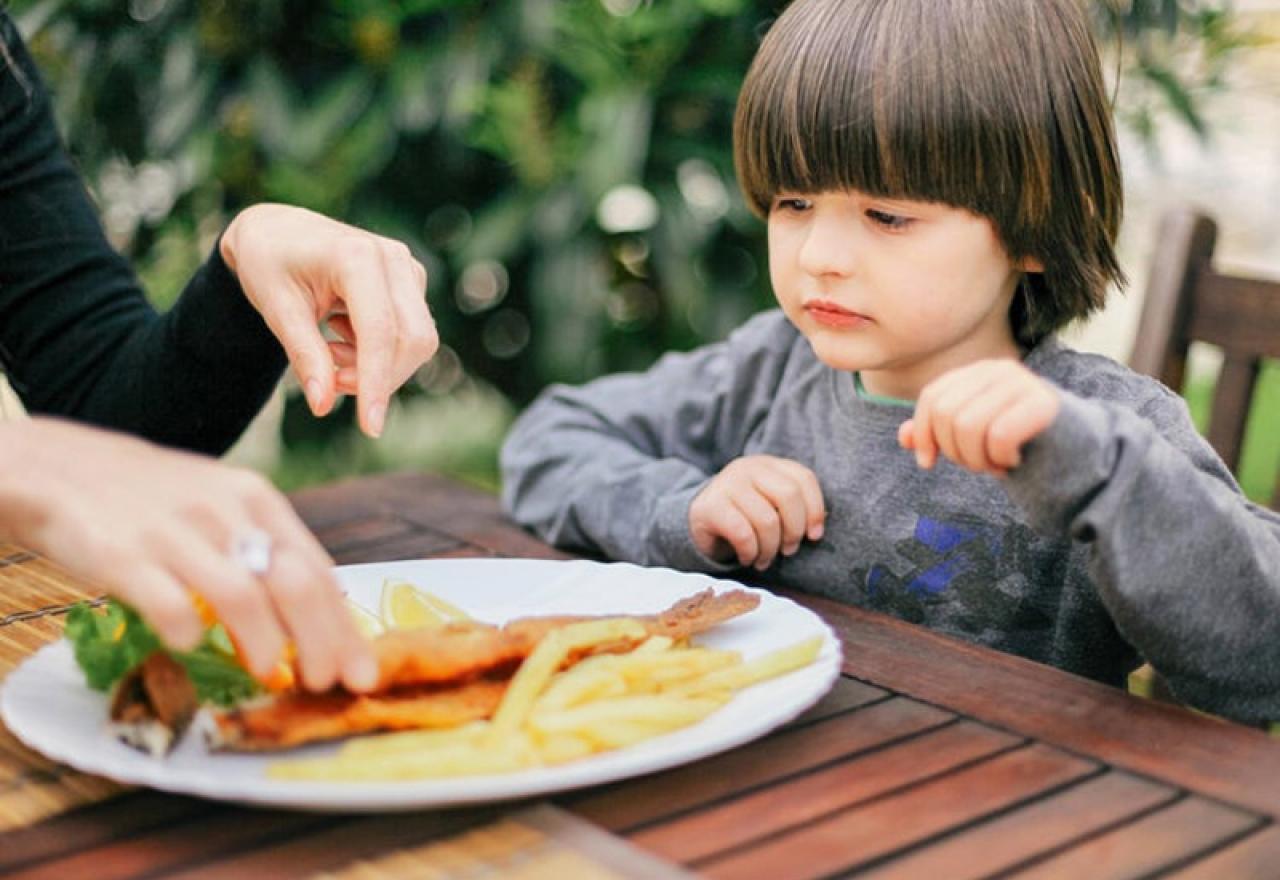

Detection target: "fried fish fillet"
[208, 679, 508, 751]
[371, 587, 760, 690]
[210, 588, 759, 752]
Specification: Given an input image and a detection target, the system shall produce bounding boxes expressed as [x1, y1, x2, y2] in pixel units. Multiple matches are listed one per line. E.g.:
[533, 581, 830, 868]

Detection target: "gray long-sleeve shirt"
[501, 310, 1280, 724]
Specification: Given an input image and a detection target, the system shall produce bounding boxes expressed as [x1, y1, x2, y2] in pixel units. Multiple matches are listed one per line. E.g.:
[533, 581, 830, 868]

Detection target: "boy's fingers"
[712, 503, 759, 568]
[924, 374, 1002, 469]
[987, 389, 1058, 469]
[953, 381, 1027, 473]
[898, 419, 916, 450]
[911, 394, 938, 469]
[750, 469, 809, 554]
[728, 488, 781, 570]
[770, 459, 826, 542]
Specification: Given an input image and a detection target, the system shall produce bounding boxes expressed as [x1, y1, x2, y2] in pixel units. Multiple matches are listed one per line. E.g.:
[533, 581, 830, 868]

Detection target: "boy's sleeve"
[500, 312, 796, 572]
[1006, 387, 1280, 724]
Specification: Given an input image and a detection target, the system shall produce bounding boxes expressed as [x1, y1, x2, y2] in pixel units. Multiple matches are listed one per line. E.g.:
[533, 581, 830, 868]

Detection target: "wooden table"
[2, 472, 1279, 879]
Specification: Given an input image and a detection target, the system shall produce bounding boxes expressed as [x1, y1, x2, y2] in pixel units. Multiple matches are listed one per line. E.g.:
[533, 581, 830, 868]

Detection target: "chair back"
[1129, 207, 1280, 509]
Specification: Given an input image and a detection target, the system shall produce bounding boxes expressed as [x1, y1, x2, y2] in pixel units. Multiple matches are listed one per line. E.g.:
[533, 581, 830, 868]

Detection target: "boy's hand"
[689, 456, 826, 570]
[899, 360, 1060, 476]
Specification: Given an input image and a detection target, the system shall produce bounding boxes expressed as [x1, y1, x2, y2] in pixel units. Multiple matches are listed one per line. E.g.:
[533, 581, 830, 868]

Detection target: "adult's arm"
[0, 15, 285, 454]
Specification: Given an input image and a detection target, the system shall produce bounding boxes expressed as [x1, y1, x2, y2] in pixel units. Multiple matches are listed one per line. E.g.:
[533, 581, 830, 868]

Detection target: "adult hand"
[220, 204, 438, 438]
[899, 359, 1061, 476]
[688, 455, 826, 570]
[0, 418, 376, 693]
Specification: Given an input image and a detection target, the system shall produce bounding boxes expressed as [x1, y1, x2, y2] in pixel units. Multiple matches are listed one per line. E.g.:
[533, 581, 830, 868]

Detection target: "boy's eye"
[772, 196, 812, 213]
[867, 209, 913, 230]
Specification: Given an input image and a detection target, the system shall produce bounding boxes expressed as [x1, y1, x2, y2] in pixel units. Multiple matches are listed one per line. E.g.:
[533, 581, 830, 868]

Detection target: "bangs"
[733, 0, 1053, 228]
[733, 0, 1125, 343]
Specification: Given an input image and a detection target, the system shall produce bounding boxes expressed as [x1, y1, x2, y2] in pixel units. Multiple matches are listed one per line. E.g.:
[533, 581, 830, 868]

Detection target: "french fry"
[490, 618, 647, 737]
[339, 720, 491, 759]
[532, 732, 597, 765]
[269, 735, 536, 782]
[543, 647, 739, 702]
[573, 719, 670, 750]
[536, 667, 628, 713]
[531, 695, 727, 736]
[633, 635, 674, 654]
[610, 649, 740, 690]
[663, 636, 823, 697]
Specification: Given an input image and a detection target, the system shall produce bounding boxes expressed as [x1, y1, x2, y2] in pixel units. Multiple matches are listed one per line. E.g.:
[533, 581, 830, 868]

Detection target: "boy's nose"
[798, 213, 856, 278]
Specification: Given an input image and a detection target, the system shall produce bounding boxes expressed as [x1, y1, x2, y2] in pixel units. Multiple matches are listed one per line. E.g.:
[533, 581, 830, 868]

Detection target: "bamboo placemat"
[316, 804, 697, 880]
[0, 544, 126, 831]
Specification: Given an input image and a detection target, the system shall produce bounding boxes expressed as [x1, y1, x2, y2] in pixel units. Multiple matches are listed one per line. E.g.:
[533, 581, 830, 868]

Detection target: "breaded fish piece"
[209, 679, 507, 751]
[372, 588, 760, 690]
[211, 588, 759, 751]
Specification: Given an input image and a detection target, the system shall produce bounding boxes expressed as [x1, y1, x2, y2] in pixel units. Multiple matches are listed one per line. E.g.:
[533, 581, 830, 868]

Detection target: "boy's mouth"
[803, 299, 871, 329]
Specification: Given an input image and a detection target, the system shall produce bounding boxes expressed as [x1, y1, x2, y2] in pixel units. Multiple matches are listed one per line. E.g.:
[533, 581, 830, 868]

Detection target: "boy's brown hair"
[733, 0, 1124, 345]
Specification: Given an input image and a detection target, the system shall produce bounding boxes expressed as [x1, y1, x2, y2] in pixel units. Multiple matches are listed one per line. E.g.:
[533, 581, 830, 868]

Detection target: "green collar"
[853, 373, 915, 408]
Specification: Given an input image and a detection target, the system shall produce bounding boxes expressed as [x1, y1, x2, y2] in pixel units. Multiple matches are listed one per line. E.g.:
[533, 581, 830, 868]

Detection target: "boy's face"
[767, 190, 1030, 400]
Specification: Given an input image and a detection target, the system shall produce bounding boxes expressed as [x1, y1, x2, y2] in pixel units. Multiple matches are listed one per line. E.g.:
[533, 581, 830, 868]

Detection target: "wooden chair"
[1130, 206, 1280, 507]
[1128, 206, 1280, 712]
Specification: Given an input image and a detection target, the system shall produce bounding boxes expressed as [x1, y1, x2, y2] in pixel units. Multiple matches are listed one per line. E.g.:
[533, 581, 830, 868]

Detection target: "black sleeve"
[0, 14, 286, 455]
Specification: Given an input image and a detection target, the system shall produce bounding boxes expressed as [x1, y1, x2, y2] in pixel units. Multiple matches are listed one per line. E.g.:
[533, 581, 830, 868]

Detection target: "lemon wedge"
[379, 579, 470, 631]
[345, 599, 385, 638]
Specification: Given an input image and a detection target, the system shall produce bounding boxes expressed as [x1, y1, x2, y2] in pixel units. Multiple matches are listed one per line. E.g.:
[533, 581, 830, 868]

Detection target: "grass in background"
[271, 383, 512, 494]
[1182, 359, 1280, 504]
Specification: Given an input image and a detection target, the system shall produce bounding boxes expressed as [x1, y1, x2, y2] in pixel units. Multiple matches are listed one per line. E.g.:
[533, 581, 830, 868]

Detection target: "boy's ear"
[1017, 255, 1045, 273]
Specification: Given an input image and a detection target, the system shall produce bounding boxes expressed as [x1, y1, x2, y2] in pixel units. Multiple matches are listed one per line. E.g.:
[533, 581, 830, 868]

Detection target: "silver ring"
[230, 528, 273, 576]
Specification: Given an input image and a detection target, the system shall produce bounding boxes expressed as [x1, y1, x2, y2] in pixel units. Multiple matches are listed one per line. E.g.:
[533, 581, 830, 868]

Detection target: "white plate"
[1, 558, 841, 812]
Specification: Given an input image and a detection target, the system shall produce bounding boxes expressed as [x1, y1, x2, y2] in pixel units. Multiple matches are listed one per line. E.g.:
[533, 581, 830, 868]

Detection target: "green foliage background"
[6, 0, 1257, 490]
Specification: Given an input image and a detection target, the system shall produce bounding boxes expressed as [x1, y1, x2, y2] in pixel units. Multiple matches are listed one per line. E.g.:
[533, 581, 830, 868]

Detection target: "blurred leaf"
[290, 69, 376, 164]
[1142, 62, 1206, 137]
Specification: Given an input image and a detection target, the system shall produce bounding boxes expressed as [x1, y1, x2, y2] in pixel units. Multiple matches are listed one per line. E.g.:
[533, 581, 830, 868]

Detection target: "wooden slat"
[789, 676, 888, 726]
[790, 591, 1280, 818]
[1006, 796, 1264, 879]
[0, 769, 124, 837]
[5, 808, 336, 880]
[1129, 209, 1216, 387]
[287, 477, 399, 531]
[0, 793, 213, 875]
[698, 743, 1098, 880]
[159, 808, 501, 880]
[567, 696, 953, 831]
[629, 719, 1021, 864]
[1166, 824, 1280, 879]
[1206, 354, 1260, 471]
[310, 514, 422, 556]
[1188, 273, 1280, 362]
[856, 771, 1179, 880]
[294, 473, 571, 562]
[325, 530, 465, 565]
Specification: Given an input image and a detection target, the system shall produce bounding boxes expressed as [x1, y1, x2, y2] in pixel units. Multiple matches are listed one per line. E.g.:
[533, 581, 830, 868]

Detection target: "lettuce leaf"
[65, 600, 261, 707]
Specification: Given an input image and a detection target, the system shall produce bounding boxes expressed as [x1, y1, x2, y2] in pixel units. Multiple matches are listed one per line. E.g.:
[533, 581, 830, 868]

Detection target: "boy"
[501, 0, 1280, 724]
